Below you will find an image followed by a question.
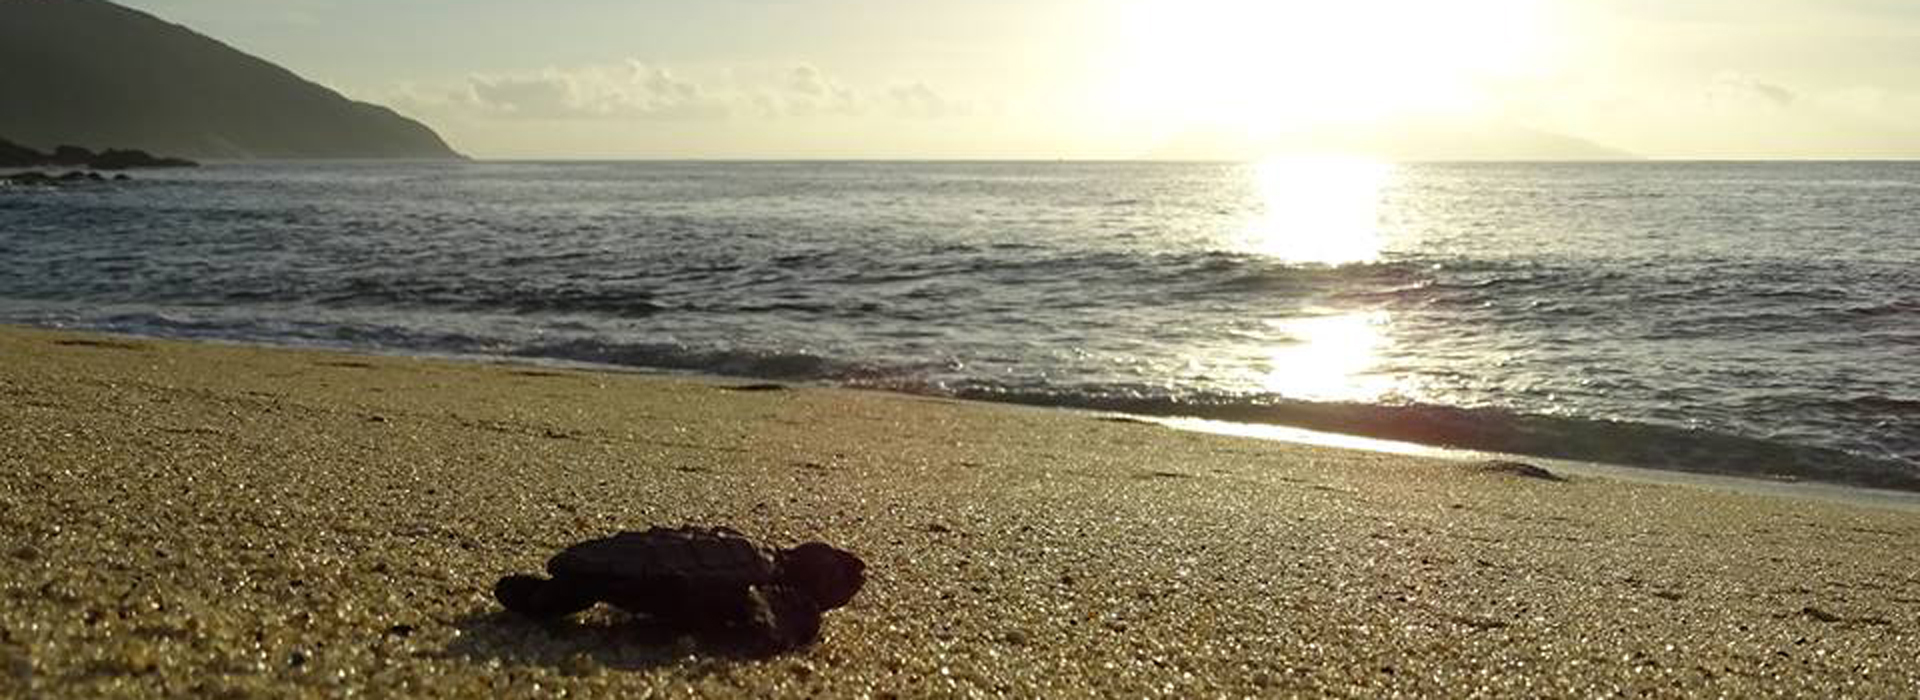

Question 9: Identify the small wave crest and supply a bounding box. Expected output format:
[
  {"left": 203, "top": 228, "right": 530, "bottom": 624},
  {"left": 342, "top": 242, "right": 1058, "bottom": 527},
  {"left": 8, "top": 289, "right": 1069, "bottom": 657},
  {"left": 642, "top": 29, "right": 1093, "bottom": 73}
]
[
  {"left": 1826, "top": 395, "right": 1920, "bottom": 415},
  {"left": 315, "top": 278, "right": 668, "bottom": 318},
  {"left": 508, "top": 338, "right": 871, "bottom": 380}
]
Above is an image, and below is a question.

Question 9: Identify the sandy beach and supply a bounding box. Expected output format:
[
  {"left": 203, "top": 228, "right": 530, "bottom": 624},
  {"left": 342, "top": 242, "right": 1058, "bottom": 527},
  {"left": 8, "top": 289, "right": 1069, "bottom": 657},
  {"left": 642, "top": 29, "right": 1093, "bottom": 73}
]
[{"left": 1, "top": 324, "right": 1915, "bottom": 697}]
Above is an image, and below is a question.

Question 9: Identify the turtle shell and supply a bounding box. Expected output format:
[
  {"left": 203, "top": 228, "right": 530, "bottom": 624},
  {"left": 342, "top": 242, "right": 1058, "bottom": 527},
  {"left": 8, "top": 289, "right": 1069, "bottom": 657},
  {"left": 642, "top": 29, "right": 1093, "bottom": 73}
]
[{"left": 545, "top": 526, "right": 778, "bottom": 587}]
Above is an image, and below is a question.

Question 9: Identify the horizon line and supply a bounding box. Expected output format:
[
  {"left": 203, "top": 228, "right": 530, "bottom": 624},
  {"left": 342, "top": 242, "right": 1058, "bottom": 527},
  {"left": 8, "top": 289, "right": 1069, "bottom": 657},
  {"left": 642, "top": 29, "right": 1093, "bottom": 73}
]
[{"left": 207, "top": 156, "right": 1920, "bottom": 165}]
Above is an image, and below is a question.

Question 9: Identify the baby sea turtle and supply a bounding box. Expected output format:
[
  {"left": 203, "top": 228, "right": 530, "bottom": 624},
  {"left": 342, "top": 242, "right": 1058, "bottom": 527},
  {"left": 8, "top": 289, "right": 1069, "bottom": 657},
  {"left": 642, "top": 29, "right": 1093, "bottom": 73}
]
[{"left": 494, "top": 526, "right": 865, "bottom": 654}]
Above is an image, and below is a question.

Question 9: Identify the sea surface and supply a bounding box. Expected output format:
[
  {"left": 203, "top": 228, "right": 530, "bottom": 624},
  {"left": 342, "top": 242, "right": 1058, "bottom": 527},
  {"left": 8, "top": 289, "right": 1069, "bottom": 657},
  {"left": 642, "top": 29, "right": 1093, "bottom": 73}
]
[{"left": 3, "top": 160, "right": 1917, "bottom": 490}]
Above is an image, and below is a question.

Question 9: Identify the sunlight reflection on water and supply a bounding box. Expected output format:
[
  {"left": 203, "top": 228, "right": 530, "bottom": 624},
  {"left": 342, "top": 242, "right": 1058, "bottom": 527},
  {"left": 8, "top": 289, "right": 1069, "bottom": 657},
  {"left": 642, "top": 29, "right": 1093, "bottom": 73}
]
[
  {"left": 1257, "top": 310, "right": 1404, "bottom": 403},
  {"left": 1240, "top": 156, "right": 1394, "bottom": 265},
  {"left": 1212, "top": 157, "right": 1410, "bottom": 403}
]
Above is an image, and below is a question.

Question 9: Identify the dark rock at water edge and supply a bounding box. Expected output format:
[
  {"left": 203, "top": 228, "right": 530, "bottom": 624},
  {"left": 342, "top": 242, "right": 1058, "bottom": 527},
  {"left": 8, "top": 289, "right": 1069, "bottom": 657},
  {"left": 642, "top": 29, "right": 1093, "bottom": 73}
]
[
  {"left": 0, "top": 137, "right": 42, "bottom": 166},
  {"left": 0, "top": 171, "right": 55, "bottom": 186},
  {"left": 50, "top": 144, "right": 93, "bottom": 165},
  {"left": 2, "top": 170, "right": 123, "bottom": 187},
  {"left": 0, "top": 138, "right": 195, "bottom": 170},
  {"left": 0, "top": 0, "right": 462, "bottom": 160},
  {"left": 75, "top": 145, "right": 196, "bottom": 170},
  {"left": 1474, "top": 460, "right": 1566, "bottom": 482}
]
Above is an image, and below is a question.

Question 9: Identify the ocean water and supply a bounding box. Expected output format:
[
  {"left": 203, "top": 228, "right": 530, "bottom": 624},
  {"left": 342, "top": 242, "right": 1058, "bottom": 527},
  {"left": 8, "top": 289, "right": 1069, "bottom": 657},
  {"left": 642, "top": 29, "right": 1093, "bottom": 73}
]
[{"left": 3, "top": 160, "right": 1917, "bottom": 490}]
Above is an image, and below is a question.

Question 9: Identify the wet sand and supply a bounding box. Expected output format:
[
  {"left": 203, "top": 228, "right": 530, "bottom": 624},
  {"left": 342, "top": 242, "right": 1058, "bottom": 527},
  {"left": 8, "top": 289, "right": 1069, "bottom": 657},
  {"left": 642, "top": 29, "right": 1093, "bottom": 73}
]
[{"left": 1, "top": 325, "right": 1916, "bottom": 697}]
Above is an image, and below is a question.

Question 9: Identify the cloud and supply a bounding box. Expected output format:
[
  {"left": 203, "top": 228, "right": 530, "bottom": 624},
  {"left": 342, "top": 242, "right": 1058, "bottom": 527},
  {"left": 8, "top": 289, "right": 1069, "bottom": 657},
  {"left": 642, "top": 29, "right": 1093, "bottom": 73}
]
[
  {"left": 749, "top": 64, "right": 861, "bottom": 118},
  {"left": 1709, "top": 73, "right": 1797, "bottom": 108},
  {"left": 462, "top": 61, "right": 726, "bottom": 120},
  {"left": 787, "top": 65, "right": 830, "bottom": 97},
  {"left": 464, "top": 75, "right": 571, "bottom": 117},
  {"left": 887, "top": 82, "right": 972, "bottom": 119},
  {"left": 395, "top": 59, "right": 970, "bottom": 124}
]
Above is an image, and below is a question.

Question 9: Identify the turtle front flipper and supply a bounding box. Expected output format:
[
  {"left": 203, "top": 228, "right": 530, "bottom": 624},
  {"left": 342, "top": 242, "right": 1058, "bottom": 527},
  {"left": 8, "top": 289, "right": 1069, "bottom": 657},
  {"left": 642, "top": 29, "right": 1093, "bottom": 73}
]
[
  {"left": 691, "top": 584, "right": 823, "bottom": 656},
  {"left": 494, "top": 574, "right": 598, "bottom": 618},
  {"left": 756, "top": 585, "right": 825, "bottom": 651}
]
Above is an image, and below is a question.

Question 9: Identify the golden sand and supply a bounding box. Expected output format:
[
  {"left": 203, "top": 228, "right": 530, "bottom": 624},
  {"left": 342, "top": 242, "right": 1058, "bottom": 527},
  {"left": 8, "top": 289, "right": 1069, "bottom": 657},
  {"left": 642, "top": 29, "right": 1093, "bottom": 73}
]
[{"left": 1, "top": 326, "right": 1915, "bottom": 697}]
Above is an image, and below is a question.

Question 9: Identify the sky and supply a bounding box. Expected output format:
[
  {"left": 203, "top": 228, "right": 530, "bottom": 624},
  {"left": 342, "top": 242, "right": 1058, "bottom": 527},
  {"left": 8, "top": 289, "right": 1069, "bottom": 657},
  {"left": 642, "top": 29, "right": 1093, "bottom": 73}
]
[{"left": 117, "top": 0, "right": 1920, "bottom": 159}]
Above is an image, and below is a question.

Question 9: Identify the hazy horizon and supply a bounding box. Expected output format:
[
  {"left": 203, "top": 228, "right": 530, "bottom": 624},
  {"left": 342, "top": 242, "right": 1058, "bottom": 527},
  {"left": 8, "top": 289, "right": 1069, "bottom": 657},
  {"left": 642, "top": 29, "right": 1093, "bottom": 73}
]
[{"left": 114, "top": 0, "right": 1920, "bottom": 161}]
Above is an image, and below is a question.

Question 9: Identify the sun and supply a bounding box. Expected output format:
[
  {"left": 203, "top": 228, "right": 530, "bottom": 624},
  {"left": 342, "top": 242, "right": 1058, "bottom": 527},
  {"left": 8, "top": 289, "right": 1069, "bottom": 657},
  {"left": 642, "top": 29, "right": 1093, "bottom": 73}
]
[{"left": 1100, "top": 0, "right": 1557, "bottom": 138}]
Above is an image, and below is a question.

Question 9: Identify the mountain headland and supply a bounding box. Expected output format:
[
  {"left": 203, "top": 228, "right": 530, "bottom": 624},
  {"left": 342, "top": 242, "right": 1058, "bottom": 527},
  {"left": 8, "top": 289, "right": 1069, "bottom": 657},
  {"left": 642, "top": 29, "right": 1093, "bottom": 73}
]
[{"left": 0, "top": 0, "right": 462, "bottom": 160}]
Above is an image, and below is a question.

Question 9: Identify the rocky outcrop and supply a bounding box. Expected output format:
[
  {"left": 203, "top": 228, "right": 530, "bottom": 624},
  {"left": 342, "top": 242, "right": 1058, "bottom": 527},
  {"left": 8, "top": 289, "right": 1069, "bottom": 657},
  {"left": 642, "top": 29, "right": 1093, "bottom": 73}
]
[
  {"left": 0, "top": 170, "right": 129, "bottom": 187},
  {"left": 0, "top": 139, "right": 196, "bottom": 169}
]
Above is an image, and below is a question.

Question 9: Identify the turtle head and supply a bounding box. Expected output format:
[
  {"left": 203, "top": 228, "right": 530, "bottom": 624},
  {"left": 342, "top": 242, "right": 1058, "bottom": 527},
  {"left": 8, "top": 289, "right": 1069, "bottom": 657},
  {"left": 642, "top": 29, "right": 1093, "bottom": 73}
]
[{"left": 779, "top": 543, "right": 865, "bottom": 610}]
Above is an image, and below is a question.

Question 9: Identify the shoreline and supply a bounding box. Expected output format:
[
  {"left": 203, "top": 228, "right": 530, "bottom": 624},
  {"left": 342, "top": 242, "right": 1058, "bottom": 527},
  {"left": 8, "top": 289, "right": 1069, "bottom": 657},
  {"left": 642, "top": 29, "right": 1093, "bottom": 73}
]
[
  {"left": 3, "top": 324, "right": 1917, "bottom": 696},
  {"left": 10, "top": 322, "right": 1917, "bottom": 509},
  {"left": 1154, "top": 416, "right": 1920, "bottom": 515}
]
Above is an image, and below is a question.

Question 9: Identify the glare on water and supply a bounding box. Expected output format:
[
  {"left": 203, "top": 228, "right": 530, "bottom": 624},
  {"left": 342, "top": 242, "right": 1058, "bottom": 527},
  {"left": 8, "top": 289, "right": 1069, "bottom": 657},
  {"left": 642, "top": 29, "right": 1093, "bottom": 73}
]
[
  {"left": 1257, "top": 310, "right": 1402, "bottom": 403},
  {"left": 1217, "top": 158, "right": 1405, "bottom": 403},
  {"left": 1239, "top": 156, "right": 1393, "bottom": 265}
]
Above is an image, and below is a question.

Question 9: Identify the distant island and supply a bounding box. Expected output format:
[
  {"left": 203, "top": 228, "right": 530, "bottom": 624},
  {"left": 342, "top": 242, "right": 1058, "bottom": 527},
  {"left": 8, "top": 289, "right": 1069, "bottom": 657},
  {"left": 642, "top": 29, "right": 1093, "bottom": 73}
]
[
  {"left": 1148, "top": 118, "right": 1637, "bottom": 162},
  {"left": 0, "top": 0, "right": 462, "bottom": 160}
]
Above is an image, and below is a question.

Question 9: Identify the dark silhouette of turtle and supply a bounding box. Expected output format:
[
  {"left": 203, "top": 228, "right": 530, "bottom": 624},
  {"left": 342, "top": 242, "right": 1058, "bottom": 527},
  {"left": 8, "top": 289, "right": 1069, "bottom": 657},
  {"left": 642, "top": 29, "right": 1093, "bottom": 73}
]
[{"left": 494, "top": 526, "right": 865, "bottom": 654}]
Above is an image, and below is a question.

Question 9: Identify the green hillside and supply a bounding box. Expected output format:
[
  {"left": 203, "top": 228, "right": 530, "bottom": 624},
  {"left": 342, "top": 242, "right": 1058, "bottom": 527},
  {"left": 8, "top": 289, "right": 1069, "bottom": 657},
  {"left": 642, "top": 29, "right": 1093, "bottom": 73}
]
[{"left": 0, "top": 0, "right": 461, "bottom": 159}]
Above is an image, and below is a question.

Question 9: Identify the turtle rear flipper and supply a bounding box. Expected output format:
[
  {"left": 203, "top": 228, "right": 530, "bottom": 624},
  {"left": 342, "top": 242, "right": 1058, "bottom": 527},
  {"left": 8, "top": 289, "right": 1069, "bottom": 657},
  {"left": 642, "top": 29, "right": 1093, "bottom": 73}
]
[{"left": 495, "top": 574, "right": 597, "bottom": 618}]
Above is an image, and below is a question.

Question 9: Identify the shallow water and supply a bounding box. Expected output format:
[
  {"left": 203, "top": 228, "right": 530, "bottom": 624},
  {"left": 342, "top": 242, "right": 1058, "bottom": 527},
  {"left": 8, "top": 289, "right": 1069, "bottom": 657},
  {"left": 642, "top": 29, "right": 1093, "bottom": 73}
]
[{"left": 2, "top": 160, "right": 1916, "bottom": 488}]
